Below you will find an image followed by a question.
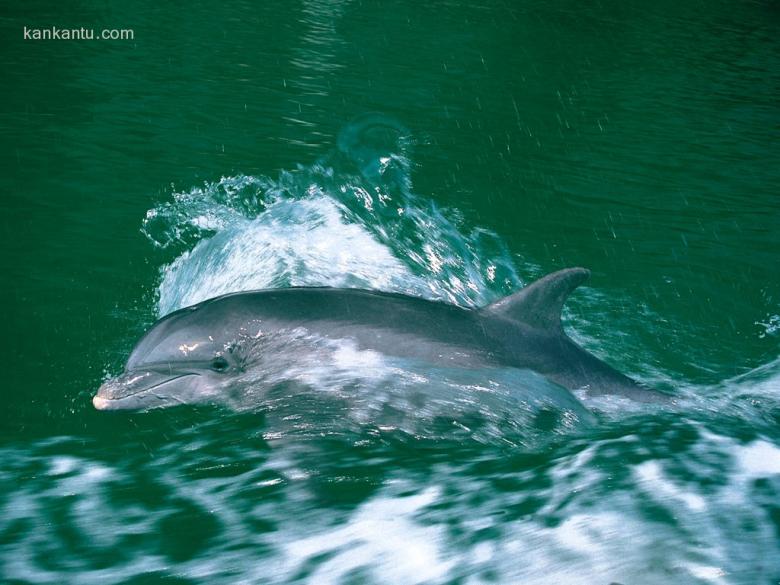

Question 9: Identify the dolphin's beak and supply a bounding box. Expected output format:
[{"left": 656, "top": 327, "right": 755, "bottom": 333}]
[
  {"left": 92, "top": 395, "right": 111, "bottom": 410},
  {"left": 93, "top": 369, "right": 198, "bottom": 411}
]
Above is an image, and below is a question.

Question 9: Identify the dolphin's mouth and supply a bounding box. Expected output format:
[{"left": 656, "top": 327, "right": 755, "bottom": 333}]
[{"left": 93, "top": 371, "right": 198, "bottom": 410}]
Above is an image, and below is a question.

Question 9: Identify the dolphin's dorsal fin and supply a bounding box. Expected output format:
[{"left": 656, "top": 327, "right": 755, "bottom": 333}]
[{"left": 482, "top": 267, "right": 590, "bottom": 331}]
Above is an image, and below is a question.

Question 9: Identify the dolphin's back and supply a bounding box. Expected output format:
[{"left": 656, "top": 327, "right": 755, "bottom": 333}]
[
  {"left": 193, "top": 286, "right": 506, "bottom": 368},
  {"left": 477, "top": 268, "right": 665, "bottom": 401}
]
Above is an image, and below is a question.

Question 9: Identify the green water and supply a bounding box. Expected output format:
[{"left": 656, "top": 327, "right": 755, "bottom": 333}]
[{"left": 1, "top": 1, "right": 779, "bottom": 584}]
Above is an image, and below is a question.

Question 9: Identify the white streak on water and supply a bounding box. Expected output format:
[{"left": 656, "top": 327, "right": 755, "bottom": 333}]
[{"left": 281, "top": 487, "right": 454, "bottom": 585}]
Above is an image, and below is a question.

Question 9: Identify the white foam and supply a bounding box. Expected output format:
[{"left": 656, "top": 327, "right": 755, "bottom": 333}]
[
  {"left": 735, "top": 439, "right": 780, "bottom": 476},
  {"left": 48, "top": 456, "right": 79, "bottom": 476},
  {"left": 635, "top": 460, "right": 708, "bottom": 512},
  {"left": 158, "top": 197, "right": 429, "bottom": 315},
  {"left": 332, "top": 343, "right": 384, "bottom": 372},
  {"left": 688, "top": 565, "right": 728, "bottom": 583},
  {"left": 281, "top": 486, "right": 454, "bottom": 585},
  {"left": 4, "top": 422, "right": 780, "bottom": 585}
]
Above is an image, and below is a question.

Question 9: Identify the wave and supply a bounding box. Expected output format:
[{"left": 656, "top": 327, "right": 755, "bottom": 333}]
[{"left": 142, "top": 114, "right": 521, "bottom": 317}]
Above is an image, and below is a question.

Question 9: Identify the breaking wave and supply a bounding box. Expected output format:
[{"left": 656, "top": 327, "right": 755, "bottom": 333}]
[{"left": 142, "top": 115, "right": 521, "bottom": 316}]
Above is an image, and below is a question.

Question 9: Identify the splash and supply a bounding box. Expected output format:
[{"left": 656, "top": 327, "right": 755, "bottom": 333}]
[
  {"left": 756, "top": 313, "right": 780, "bottom": 339},
  {"left": 142, "top": 115, "right": 521, "bottom": 316}
]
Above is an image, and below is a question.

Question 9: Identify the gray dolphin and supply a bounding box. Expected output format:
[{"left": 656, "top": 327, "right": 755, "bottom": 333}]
[{"left": 93, "top": 267, "right": 665, "bottom": 411}]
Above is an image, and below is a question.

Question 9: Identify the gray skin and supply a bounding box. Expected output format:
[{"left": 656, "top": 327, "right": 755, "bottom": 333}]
[{"left": 93, "top": 267, "right": 666, "bottom": 411}]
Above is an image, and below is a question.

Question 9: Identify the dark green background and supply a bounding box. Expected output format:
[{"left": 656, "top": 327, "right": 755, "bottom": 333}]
[{"left": 0, "top": 2, "right": 778, "bottom": 582}]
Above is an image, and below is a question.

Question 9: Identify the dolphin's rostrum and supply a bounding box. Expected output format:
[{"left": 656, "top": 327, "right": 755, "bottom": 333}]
[{"left": 93, "top": 267, "right": 665, "bottom": 411}]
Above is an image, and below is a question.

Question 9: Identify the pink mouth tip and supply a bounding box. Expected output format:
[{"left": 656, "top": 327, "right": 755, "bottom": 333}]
[{"left": 92, "top": 395, "right": 110, "bottom": 410}]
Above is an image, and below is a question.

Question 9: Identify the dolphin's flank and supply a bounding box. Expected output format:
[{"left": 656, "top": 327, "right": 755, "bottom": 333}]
[{"left": 93, "top": 267, "right": 667, "bottom": 411}]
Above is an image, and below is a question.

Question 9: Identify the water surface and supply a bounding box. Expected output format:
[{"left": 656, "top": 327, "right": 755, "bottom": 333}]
[{"left": 1, "top": 1, "right": 778, "bottom": 583}]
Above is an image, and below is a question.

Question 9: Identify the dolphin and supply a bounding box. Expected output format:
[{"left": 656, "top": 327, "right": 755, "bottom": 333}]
[{"left": 93, "top": 267, "right": 666, "bottom": 411}]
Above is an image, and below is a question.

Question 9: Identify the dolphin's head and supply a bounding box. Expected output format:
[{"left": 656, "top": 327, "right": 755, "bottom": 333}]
[{"left": 93, "top": 301, "right": 249, "bottom": 411}]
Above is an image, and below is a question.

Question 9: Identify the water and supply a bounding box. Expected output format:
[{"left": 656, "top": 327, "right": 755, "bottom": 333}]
[{"left": 2, "top": 1, "right": 779, "bottom": 584}]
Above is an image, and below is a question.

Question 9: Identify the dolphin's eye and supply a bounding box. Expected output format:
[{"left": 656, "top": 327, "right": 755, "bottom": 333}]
[{"left": 210, "top": 356, "right": 229, "bottom": 372}]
